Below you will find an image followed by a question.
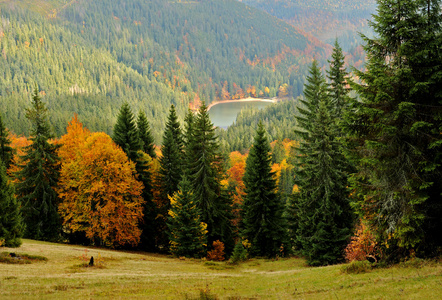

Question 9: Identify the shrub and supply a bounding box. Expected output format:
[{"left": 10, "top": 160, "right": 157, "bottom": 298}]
[
  {"left": 341, "top": 260, "right": 373, "bottom": 274},
  {"left": 230, "top": 241, "right": 248, "bottom": 264},
  {"left": 345, "top": 219, "right": 380, "bottom": 262},
  {"left": 207, "top": 240, "right": 225, "bottom": 261}
]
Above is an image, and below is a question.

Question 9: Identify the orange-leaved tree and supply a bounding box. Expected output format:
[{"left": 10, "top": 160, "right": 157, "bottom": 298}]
[
  {"left": 222, "top": 151, "right": 247, "bottom": 228},
  {"left": 57, "top": 116, "right": 144, "bottom": 247}
]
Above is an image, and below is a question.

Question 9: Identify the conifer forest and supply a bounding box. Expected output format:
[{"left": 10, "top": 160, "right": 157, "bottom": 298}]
[{"left": 0, "top": 0, "right": 441, "bottom": 270}]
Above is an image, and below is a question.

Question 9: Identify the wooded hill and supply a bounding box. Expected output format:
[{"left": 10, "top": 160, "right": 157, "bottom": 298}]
[
  {"left": 240, "top": 0, "right": 377, "bottom": 51},
  {"left": 0, "top": 0, "right": 327, "bottom": 141}
]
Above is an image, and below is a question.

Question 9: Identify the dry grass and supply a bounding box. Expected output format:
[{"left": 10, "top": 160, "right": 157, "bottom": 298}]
[{"left": 0, "top": 239, "right": 441, "bottom": 299}]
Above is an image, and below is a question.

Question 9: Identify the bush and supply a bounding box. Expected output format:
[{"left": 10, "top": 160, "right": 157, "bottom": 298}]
[
  {"left": 341, "top": 260, "right": 373, "bottom": 274},
  {"left": 207, "top": 240, "right": 225, "bottom": 261},
  {"left": 345, "top": 219, "right": 381, "bottom": 263},
  {"left": 230, "top": 241, "right": 248, "bottom": 264}
]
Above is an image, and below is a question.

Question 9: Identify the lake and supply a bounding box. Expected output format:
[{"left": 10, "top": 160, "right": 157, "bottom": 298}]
[{"left": 208, "top": 100, "right": 274, "bottom": 129}]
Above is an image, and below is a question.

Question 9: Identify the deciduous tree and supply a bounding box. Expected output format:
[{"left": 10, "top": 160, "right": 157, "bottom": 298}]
[{"left": 57, "top": 121, "right": 144, "bottom": 247}]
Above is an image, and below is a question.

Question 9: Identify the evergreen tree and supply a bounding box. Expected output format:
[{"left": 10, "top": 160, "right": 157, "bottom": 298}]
[
  {"left": 158, "top": 105, "right": 184, "bottom": 202},
  {"left": 186, "top": 103, "right": 233, "bottom": 250},
  {"left": 0, "top": 113, "right": 13, "bottom": 170},
  {"left": 242, "top": 121, "right": 287, "bottom": 257},
  {"left": 112, "top": 103, "right": 156, "bottom": 250},
  {"left": 112, "top": 102, "right": 141, "bottom": 163},
  {"left": 137, "top": 111, "right": 156, "bottom": 159},
  {"left": 137, "top": 151, "right": 157, "bottom": 252},
  {"left": 167, "top": 176, "right": 207, "bottom": 258},
  {"left": 15, "top": 87, "right": 62, "bottom": 241},
  {"left": 326, "top": 40, "right": 350, "bottom": 117},
  {"left": 157, "top": 105, "right": 184, "bottom": 249},
  {"left": 0, "top": 160, "right": 24, "bottom": 247},
  {"left": 345, "top": 0, "right": 442, "bottom": 257},
  {"left": 292, "top": 62, "right": 353, "bottom": 266}
]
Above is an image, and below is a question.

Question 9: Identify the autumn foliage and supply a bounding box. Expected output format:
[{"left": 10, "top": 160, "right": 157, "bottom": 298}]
[
  {"left": 207, "top": 240, "right": 225, "bottom": 261},
  {"left": 345, "top": 220, "right": 380, "bottom": 263},
  {"left": 56, "top": 116, "right": 144, "bottom": 247}
]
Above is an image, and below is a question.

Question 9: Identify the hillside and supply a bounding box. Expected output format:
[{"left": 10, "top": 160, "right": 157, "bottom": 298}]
[
  {"left": 240, "top": 0, "right": 377, "bottom": 51},
  {"left": 0, "top": 0, "right": 325, "bottom": 140},
  {"left": 1, "top": 239, "right": 440, "bottom": 299}
]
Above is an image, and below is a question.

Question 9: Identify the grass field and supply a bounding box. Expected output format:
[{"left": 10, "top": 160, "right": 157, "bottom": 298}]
[{"left": 0, "top": 240, "right": 441, "bottom": 299}]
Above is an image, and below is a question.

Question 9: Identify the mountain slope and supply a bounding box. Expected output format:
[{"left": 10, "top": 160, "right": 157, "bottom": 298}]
[
  {"left": 0, "top": 0, "right": 323, "bottom": 140},
  {"left": 240, "top": 0, "right": 377, "bottom": 51}
]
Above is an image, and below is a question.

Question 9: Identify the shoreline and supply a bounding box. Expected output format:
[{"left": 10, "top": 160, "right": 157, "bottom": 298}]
[{"left": 207, "top": 97, "right": 277, "bottom": 111}]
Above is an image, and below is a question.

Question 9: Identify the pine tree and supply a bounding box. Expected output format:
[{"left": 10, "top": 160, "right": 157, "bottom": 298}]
[
  {"left": 15, "top": 87, "right": 61, "bottom": 241},
  {"left": 0, "top": 113, "right": 14, "bottom": 170},
  {"left": 137, "top": 111, "right": 156, "bottom": 159},
  {"left": 0, "top": 160, "right": 24, "bottom": 247},
  {"left": 242, "top": 121, "right": 287, "bottom": 257},
  {"left": 167, "top": 176, "right": 207, "bottom": 258},
  {"left": 186, "top": 103, "right": 233, "bottom": 250},
  {"left": 112, "top": 102, "right": 141, "bottom": 163},
  {"left": 345, "top": 0, "right": 442, "bottom": 257},
  {"left": 292, "top": 62, "right": 353, "bottom": 266}
]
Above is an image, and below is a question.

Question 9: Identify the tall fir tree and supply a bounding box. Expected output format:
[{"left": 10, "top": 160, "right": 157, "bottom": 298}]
[
  {"left": 186, "top": 103, "right": 234, "bottom": 251},
  {"left": 157, "top": 105, "right": 184, "bottom": 249},
  {"left": 0, "top": 113, "right": 14, "bottom": 170},
  {"left": 0, "top": 160, "right": 24, "bottom": 247},
  {"left": 112, "top": 102, "right": 141, "bottom": 163},
  {"left": 345, "top": 0, "right": 442, "bottom": 257},
  {"left": 158, "top": 105, "right": 184, "bottom": 203},
  {"left": 167, "top": 176, "right": 207, "bottom": 258},
  {"left": 326, "top": 40, "right": 350, "bottom": 118},
  {"left": 15, "top": 87, "right": 61, "bottom": 241},
  {"left": 137, "top": 111, "right": 156, "bottom": 159},
  {"left": 291, "top": 62, "right": 353, "bottom": 266},
  {"left": 113, "top": 103, "right": 156, "bottom": 251},
  {"left": 242, "top": 121, "right": 287, "bottom": 257}
]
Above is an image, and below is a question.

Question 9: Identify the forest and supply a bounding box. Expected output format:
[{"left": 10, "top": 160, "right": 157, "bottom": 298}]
[
  {"left": 241, "top": 0, "right": 377, "bottom": 50},
  {"left": 1, "top": 0, "right": 441, "bottom": 267},
  {"left": 0, "top": 0, "right": 329, "bottom": 141}
]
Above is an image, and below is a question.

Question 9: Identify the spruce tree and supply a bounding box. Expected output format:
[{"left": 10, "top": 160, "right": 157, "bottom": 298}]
[
  {"left": 292, "top": 62, "right": 353, "bottom": 266},
  {"left": 167, "top": 176, "right": 207, "bottom": 258},
  {"left": 0, "top": 160, "right": 24, "bottom": 247},
  {"left": 0, "top": 113, "right": 14, "bottom": 170},
  {"left": 242, "top": 121, "right": 287, "bottom": 257},
  {"left": 15, "top": 87, "right": 61, "bottom": 241},
  {"left": 137, "top": 111, "right": 156, "bottom": 159},
  {"left": 326, "top": 40, "right": 350, "bottom": 117},
  {"left": 113, "top": 103, "right": 156, "bottom": 251},
  {"left": 186, "top": 103, "right": 233, "bottom": 250},
  {"left": 157, "top": 105, "right": 184, "bottom": 249},
  {"left": 158, "top": 105, "right": 184, "bottom": 202},
  {"left": 345, "top": 0, "right": 442, "bottom": 257},
  {"left": 112, "top": 102, "right": 141, "bottom": 162}
]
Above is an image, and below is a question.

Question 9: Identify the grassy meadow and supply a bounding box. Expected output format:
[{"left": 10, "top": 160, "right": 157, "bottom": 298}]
[{"left": 0, "top": 239, "right": 441, "bottom": 299}]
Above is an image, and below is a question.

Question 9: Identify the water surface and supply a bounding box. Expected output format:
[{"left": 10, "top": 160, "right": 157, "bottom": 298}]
[{"left": 208, "top": 101, "right": 274, "bottom": 129}]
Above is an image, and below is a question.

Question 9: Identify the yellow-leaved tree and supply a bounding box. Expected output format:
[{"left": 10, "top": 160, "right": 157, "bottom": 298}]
[{"left": 57, "top": 116, "right": 144, "bottom": 247}]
